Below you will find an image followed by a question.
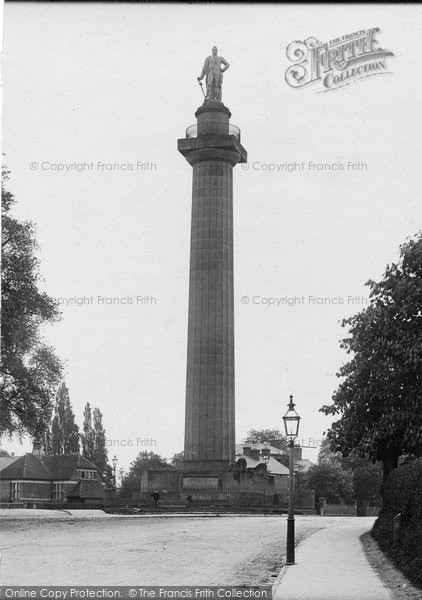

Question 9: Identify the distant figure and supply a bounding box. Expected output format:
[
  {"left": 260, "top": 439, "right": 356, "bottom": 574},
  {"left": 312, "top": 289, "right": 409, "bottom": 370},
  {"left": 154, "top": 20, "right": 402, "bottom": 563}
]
[
  {"left": 151, "top": 489, "right": 160, "bottom": 508},
  {"left": 186, "top": 494, "right": 192, "bottom": 508},
  {"left": 197, "top": 46, "right": 230, "bottom": 102}
]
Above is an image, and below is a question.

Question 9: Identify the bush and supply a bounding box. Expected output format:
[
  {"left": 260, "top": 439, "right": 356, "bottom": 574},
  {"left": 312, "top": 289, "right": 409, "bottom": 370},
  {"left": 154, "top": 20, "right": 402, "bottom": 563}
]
[
  {"left": 373, "top": 458, "right": 422, "bottom": 588},
  {"left": 305, "top": 462, "right": 354, "bottom": 504}
]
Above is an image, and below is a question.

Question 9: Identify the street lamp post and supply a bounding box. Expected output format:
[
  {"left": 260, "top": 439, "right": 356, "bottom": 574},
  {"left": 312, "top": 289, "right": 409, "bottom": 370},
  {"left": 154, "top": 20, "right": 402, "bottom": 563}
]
[
  {"left": 112, "top": 455, "right": 118, "bottom": 491},
  {"left": 262, "top": 449, "right": 270, "bottom": 505},
  {"left": 282, "top": 395, "right": 301, "bottom": 566}
]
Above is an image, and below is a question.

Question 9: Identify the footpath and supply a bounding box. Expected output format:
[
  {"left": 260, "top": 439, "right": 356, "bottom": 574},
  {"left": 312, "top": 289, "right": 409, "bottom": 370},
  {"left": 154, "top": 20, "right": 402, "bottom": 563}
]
[
  {"left": 0, "top": 508, "right": 282, "bottom": 519},
  {"left": 273, "top": 520, "right": 392, "bottom": 600}
]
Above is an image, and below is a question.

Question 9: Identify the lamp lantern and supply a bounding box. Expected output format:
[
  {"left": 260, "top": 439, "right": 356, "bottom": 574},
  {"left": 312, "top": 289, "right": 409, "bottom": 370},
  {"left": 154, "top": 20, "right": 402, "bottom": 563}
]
[{"left": 283, "top": 395, "right": 300, "bottom": 439}]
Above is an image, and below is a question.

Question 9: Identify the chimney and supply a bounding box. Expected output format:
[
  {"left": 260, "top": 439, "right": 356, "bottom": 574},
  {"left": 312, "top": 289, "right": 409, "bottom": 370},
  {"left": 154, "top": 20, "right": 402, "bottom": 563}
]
[
  {"left": 32, "top": 439, "right": 43, "bottom": 458},
  {"left": 243, "top": 446, "right": 251, "bottom": 456},
  {"left": 293, "top": 446, "right": 303, "bottom": 461},
  {"left": 271, "top": 438, "right": 286, "bottom": 451},
  {"left": 249, "top": 448, "right": 260, "bottom": 462}
]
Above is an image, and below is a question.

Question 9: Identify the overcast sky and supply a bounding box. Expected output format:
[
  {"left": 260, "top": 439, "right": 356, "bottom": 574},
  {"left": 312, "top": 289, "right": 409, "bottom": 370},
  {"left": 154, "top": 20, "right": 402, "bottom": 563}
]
[{"left": 2, "top": 3, "right": 422, "bottom": 471}]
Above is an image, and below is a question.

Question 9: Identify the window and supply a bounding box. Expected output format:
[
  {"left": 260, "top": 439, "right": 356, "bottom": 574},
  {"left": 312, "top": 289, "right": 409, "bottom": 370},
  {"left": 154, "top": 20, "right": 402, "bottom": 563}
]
[
  {"left": 77, "top": 470, "right": 97, "bottom": 480},
  {"left": 11, "top": 482, "right": 22, "bottom": 500},
  {"left": 53, "top": 483, "right": 65, "bottom": 501}
]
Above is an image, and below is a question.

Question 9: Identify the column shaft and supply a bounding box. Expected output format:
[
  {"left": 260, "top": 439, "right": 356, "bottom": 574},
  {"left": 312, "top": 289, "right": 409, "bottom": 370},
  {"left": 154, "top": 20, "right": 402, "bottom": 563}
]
[{"left": 184, "top": 159, "right": 235, "bottom": 463}]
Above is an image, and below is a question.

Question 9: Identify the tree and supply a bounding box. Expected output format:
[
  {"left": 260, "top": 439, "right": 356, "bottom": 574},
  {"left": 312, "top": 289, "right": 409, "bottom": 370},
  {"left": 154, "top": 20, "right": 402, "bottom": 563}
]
[
  {"left": 120, "top": 451, "right": 170, "bottom": 497},
  {"left": 170, "top": 451, "right": 184, "bottom": 466},
  {"left": 1, "top": 168, "right": 63, "bottom": 438},
  {"left": 302, "top": 438, "right": 382, "bottom": 511},
  {"left": 81, "top": 403, "right": 109, "bottom": 472},
  {"left": 317, "top": 437, "right": 342, "bottom": 465},
  {"left": 92, "top": 407, "right": 108, "bottom": 473},
  {"left": 348, "top": 458, "right": 382, "bottom": 512},
  {"left": 321, "top": 232, "right": 422, "bottom": 482},
  {"left": 318, "top": 439, "right": 382, "bottom": 511},
  {"left": 43, "top": 428, "right": 53, "bottom": 454},
  {"left": 244, "top": 428, "right": 287, "bottom": 449},
  {"left": 103, "top": 463, "right": 114, "bottom": 488},
  {"left": 305, "top": 463, "right": 354, "bottom": 505},
  {"left": 48, "top": 382, "right": 80, "bottom": 454},
  {"left": 81, "top": 403, "right": 95, "bottom": 461}
]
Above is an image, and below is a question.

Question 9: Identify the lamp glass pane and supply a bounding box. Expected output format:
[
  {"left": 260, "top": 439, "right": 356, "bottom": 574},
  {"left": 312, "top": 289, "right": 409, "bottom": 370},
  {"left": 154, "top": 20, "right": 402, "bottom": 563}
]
[{"left": 283, "top": 415, "right": 300, "bottom": 437}]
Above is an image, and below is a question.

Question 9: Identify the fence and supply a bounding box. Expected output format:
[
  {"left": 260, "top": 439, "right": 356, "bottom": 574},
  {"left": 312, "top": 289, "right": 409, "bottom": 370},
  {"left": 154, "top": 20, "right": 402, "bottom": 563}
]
[
  {"left": 392, "top": 512, "right": 401, "bottom": 543},
  {"left": 320, "top": 503, "right": 356, "bottom": 517},
  {"left": 319, "top": 503, "right": 380, "bottom": 517},
  {"left": 134, "top": 486, "right": 277, "bottom": 507},
  {"left": 134, "top": 486, "right": 314, "bottom": 511}
]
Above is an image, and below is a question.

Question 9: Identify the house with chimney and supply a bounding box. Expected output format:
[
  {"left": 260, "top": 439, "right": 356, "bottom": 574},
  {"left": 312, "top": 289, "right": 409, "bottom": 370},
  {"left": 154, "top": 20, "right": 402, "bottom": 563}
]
[
  {"left": 234, "top": 443, "right": 316, "bottom": 512},
  {"left": 0, "top": 442, "right": 105, "bottom": 506},
  {"left": 237, "top": 442, "right": 314, "bottom": 472},
  {"left": 234, "top": 444, "right": 290, "bottom": 497}
]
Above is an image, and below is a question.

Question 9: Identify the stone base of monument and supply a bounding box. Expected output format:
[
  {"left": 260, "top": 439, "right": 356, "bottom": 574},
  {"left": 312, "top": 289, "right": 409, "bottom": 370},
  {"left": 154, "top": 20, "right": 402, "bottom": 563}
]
[
  {"left": 175, "top": 459, "right": 232, "bottom": 473},
  {"left": 175, "top": 463, "right": 235, "bottom": 497},
  {"left": 136, "top": 462, "right": 301, "bottom": 511},
  {"left": 139, "top": 463, "right": 235, "bottom": 496}
]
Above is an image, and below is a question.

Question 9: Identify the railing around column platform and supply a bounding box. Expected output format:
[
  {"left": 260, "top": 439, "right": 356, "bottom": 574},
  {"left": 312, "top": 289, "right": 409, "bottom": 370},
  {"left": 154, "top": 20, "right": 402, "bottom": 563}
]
[{"left": 186, "top": 124, "right": 241, "bottom": 142}]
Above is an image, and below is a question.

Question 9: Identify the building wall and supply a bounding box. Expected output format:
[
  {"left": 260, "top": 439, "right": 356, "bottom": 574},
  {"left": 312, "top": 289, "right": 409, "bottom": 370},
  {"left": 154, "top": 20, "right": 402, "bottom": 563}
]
[
  {"left": 63, "top": 481, "right": 78, "bottom": 499},
  {"left": 294, "top": 488, "right": 315, "bottom": 511},
  {"left": 140, "top": 470, "right": 179, "bottom": 492},
  {"left": 0, "top": 479, "right": 84, "bottom": 503},
  {"left": 2, "top": 480, "right": 52, "bottom": 503},
  {"left": 0, "top": 480, "right": 10, "bottom": 502},
  {"left": 292, "top": 447, "right": 303, "bottom": 461},
  {"left": 20, "top": 481, "right": 51, "bottom": 501},
  {"left": 273, "top": 474, "right": 288, "bottom": 496}
]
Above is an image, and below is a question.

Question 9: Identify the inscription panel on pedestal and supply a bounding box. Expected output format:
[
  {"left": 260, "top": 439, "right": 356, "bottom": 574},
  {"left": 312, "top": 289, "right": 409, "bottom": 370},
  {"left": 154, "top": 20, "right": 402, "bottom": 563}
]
[{"left": 182, "top": 477, "right": 219, "bottom": 488}]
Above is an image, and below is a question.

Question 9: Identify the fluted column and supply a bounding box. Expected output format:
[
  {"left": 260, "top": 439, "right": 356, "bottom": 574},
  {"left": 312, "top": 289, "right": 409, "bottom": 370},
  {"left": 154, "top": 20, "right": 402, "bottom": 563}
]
[{"left": 178, "top": 102, "right": 247, "bottom": 472}]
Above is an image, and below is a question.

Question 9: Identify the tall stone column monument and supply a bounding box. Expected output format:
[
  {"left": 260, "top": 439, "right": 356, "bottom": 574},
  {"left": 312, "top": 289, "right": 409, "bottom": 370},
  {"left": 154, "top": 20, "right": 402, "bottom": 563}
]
[{"left": 177, "top": 47, "right": 247, "bottom": 480}]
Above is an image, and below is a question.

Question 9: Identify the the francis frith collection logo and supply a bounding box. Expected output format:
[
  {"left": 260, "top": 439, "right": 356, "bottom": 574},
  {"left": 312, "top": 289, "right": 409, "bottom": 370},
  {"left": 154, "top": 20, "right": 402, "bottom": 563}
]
[{"left": 285, "top": 28, "right": 394, "bottom": 92}]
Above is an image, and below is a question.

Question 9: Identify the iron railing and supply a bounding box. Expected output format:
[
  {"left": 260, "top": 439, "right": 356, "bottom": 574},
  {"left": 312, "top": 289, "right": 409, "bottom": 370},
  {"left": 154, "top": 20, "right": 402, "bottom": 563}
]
[{"left": 186, "top": 124, "right": 241, "bottom": 141}]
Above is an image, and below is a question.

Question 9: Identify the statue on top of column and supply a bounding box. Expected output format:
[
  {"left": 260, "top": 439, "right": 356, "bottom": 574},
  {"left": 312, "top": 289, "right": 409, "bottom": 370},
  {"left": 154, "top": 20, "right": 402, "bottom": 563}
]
[{"left": 197, "top": 46, "right": 230, "bottom": 102}]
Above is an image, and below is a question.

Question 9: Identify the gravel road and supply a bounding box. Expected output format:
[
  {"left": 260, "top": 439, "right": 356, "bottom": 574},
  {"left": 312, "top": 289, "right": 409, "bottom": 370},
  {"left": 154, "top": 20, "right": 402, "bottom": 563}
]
[{"left": 0, "top": 515, "right": 362, "bottom": 586}]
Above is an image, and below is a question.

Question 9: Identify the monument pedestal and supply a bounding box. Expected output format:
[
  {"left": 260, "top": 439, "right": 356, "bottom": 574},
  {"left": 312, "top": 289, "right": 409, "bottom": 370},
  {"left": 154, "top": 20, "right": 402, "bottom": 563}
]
[{"left": 175, "top": 459, "right": 233, "bottom": 491}]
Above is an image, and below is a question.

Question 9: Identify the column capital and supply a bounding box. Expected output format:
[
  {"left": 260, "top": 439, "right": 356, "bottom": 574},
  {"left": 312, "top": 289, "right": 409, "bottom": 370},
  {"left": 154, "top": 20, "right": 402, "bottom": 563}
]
[
  {"left": 178, "top": 134, "right": 247, "bottom": 165},
  {"left": 183, "top": 147, "right": 240, "bottom": 167}
]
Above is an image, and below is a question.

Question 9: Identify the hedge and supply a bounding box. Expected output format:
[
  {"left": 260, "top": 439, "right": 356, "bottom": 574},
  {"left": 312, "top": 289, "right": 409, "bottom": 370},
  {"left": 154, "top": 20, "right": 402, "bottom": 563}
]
[{"left": 372, "top": 458, "right": 422, "bottom": 588}]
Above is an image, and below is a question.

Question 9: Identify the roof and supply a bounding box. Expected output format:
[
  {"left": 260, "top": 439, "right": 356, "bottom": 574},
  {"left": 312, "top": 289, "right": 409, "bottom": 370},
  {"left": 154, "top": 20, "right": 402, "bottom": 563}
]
[
  {"left": 0, "top": 454, "right": 52, "bottom": 480},
  {"left": 67, "top": 479, "right": 105, "bottom": 500},
  {"left": 0, "top": 456, "right": 20, "bottom": 472},
  {"left": 267, "top": 457, "right": 289, "bottom": 475},
  {"left": 236, "top": 443, "right": 285, "bottom": 456},
  {"left": 235, "top": 452, "right": 289, "bottom": 476},
  {"left": 0, "top": 453, "right": 101, "bottom": 481},
  {"left": 42, "top": 454, "right": 99, "bottom": 479}
]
